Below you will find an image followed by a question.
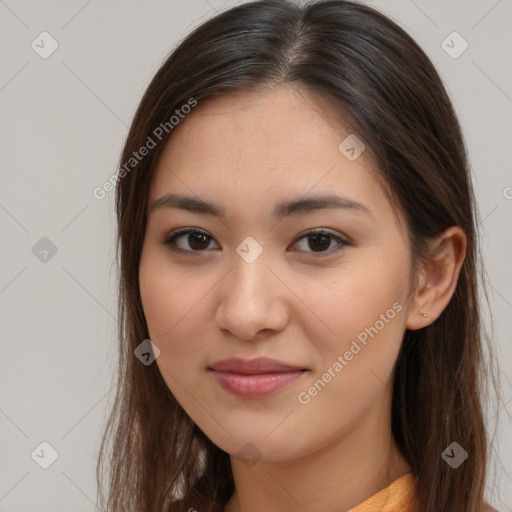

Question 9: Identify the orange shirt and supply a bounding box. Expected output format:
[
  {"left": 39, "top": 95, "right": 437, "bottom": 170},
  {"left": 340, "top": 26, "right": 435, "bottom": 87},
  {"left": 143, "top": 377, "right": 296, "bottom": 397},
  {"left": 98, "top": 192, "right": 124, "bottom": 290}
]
[{"left": 348, "top": 473, "right": 416, "bottom": 512}]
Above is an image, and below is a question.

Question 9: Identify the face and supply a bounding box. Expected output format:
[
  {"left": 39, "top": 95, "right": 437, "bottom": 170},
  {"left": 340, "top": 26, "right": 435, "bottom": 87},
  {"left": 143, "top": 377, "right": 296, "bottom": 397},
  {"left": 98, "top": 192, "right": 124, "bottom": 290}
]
[{"left": 139, "top": 85, "right": 416, "bottom": 462}]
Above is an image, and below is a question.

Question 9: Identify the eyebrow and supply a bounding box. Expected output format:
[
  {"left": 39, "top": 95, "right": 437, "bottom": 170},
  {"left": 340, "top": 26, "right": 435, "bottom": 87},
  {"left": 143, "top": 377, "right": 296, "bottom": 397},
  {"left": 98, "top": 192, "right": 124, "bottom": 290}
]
[{"left": 149, "top": 193, "right": 373, "bottom": 219}]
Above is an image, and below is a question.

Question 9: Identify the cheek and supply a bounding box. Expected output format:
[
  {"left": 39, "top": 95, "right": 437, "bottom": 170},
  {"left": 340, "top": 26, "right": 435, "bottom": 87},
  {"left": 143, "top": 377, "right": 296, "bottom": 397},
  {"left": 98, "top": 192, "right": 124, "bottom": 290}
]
[
  {"left": 291, "top": 277, "right": 407, "bottom": 447},
  {"left": 139, "top": 251, "right": 207, "bottom": 364},
  {"left": 139, "top": 258, "right": 210, "bottom": 408},
  {"left": 297, "top": 255, "right": 409, "bottom": 359},
  {"left": 289, "top": 259, "right": 409, "bottom": 424}
]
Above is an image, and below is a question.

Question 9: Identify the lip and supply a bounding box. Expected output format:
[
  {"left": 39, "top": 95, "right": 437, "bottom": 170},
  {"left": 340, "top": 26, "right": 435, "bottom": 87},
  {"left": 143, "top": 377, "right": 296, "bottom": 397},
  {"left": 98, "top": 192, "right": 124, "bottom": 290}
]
[
  {"left": 208, "top": 357, "right": 307, "bottom": 399},
  {"left": 209, "top": 357, "right": 305, "bottom": 374}
]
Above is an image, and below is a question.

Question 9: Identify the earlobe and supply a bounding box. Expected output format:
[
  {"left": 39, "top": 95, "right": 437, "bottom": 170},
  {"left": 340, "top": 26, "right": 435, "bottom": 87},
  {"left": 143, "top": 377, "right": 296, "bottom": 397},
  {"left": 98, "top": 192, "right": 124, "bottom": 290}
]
[{"left": 406, "top": 226, "right": 467, "bottom": 331}]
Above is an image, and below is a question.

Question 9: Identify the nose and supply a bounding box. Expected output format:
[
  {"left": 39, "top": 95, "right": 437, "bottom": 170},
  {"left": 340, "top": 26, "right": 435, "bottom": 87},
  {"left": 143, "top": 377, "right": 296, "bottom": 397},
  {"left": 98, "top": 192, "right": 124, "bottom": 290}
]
[{"left": 214, "top": 252, "right": 290, "bottom": 341}]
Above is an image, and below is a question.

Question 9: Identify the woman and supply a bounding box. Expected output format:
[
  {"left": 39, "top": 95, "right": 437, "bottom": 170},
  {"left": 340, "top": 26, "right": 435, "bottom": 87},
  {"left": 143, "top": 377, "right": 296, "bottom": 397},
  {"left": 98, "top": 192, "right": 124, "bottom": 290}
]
[{"left": 96, "top": 1, "right": 500, "bottom": 511}]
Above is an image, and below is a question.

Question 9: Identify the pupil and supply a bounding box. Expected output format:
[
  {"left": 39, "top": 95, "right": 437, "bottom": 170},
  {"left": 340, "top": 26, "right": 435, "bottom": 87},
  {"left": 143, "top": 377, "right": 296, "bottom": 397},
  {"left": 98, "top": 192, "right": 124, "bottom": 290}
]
[
  {"left": 309, "top": 234, "right": 330, "bottom": 252},
  {"left": 189, "top": 233, "right": 209, "bottom": 250}
]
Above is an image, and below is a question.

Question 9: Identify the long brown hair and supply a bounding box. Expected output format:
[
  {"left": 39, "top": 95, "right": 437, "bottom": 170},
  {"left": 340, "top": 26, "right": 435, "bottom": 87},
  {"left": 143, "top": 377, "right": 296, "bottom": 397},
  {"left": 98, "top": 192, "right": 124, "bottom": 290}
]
[{"left": 96, "top": 1, "right": 500, "bottom": 510}]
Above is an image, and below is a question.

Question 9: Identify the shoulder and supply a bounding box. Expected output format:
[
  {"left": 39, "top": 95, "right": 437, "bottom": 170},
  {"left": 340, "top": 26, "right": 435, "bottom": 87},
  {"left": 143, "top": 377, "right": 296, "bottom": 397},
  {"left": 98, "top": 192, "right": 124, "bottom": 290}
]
[{"left": 481, "top": 502, "right": 499, "bottom": 512}]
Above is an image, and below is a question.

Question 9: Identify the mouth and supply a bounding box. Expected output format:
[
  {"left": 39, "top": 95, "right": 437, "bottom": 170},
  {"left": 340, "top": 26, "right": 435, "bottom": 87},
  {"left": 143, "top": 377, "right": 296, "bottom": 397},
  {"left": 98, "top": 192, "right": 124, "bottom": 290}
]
[{"left": 208, "top": 357, "right": 308, "bottom": 399}]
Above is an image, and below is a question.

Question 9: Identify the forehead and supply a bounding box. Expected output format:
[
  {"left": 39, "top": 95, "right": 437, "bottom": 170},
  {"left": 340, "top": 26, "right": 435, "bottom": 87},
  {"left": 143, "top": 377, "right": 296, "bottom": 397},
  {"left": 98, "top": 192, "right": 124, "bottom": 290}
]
[
  {"left": 158, "top": 86, "right": 360, "bottom": 167},
  {"left": 149, "top": 85, "right": 390, "bottom": 220}
]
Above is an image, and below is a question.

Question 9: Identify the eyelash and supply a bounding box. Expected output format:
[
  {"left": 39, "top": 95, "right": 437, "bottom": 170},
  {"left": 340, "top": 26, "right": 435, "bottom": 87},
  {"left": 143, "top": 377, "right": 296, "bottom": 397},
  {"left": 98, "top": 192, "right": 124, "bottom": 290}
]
[{"left": 161, "top": 228, "right": 352, "bottom": 257}]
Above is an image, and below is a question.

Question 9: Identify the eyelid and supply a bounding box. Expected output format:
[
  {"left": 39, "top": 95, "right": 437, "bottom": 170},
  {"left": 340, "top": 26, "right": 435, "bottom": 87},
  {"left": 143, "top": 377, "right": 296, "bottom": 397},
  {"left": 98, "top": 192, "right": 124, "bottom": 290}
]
[
  {"left": 289, "top": 228, "right": 351, "bottom": 256},
  {"left": 161, "top": 227, "right": 219, "bottom": 254},
  {"left": 161, "top": 227, "right": 352, "bottom": 255}
]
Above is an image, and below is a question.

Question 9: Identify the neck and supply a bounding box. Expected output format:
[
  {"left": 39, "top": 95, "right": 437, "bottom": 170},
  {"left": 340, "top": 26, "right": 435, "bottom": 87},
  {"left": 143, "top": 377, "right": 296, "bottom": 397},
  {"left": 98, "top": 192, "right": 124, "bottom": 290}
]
[{"left": 223, "top": 394, "right": 411, "bottom": 512}]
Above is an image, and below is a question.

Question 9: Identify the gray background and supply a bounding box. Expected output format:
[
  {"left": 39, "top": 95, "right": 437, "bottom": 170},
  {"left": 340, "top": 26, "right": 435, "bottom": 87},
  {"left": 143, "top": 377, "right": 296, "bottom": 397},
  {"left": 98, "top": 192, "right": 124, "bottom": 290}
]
[{"left": 0, "top": 0, "right": 510, "bottom": 510}]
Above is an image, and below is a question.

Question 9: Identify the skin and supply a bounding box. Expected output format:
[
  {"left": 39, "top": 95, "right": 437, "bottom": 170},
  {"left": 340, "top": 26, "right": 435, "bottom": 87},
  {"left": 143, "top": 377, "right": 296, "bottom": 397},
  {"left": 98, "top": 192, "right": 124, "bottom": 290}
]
[{"left": 139, "top": 85, "right": 466, "bottom": 512}]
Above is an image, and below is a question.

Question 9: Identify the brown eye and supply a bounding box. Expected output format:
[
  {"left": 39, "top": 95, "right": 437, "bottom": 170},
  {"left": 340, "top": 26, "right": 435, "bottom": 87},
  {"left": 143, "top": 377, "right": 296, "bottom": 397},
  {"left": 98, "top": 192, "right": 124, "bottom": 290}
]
[
  {"left": 187, "top": 232, "right": 210, "bottom": 250},
  {"left": 291, "top": 229, "right": 350, "bottom": 255},
  {"left": 163, "top": 229, "right": 219, "bottom": 253},
  {"left": 162, "top": 228, "right": 350, "bottom": 256},
  {"left": 307, "top": 233, "right": 331, "bottom": 252}
]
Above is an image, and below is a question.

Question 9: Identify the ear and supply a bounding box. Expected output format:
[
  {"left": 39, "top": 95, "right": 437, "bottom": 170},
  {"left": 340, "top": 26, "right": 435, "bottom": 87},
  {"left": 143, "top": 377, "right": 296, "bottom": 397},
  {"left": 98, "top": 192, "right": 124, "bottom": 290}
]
[{"left": 406, "top": 226, "right": 467, "bottom": 330}]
